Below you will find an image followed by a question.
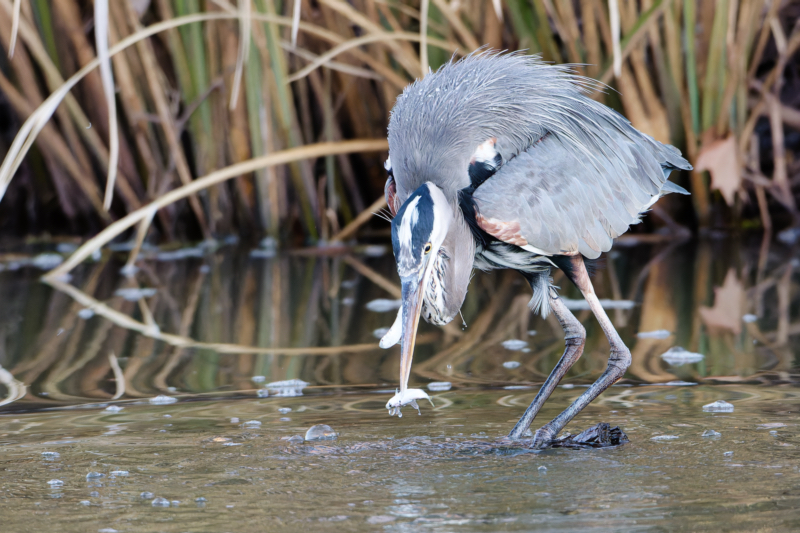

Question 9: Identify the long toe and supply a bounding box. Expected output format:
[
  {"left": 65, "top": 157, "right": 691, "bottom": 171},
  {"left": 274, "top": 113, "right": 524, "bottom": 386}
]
[{"left": 530, "top": 427, "right": 556, "bottom": 449}]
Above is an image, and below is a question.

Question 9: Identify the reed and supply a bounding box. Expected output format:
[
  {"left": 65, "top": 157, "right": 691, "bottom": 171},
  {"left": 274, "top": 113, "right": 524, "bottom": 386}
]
[{"left": 0, "top": 0, "right": 797, "bottom": 246}]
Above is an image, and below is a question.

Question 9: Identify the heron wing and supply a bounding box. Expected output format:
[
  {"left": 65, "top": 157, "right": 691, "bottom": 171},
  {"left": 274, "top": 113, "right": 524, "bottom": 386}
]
[{"left": 472, "top": 130, "right": 690, "bottom": 259}]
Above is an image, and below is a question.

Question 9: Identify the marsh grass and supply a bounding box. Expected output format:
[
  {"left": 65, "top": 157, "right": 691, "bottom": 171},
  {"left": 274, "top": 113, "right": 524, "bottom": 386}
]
[{"left": 0, "top": 0, "right": 798, "bottom": 250}]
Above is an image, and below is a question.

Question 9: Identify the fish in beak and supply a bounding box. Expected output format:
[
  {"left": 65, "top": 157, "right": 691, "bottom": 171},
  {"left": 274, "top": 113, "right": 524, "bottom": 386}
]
[
  {"left": 380, "top": 182, "right": 452, "bottom": 417},
  {"left": 383, "top": 267, "right": 436, "bottom": 416}
]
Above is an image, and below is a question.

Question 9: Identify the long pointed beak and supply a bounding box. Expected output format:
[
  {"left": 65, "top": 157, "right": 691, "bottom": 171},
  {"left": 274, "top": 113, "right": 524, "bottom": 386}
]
[{"left": 397, "top": 264, "right": 431, "bottom": 392}]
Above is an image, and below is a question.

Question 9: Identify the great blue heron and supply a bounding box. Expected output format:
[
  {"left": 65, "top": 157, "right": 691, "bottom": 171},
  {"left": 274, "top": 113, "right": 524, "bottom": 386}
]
[{"left": 378, "top": 52, "right": 691, "bottom": 448}]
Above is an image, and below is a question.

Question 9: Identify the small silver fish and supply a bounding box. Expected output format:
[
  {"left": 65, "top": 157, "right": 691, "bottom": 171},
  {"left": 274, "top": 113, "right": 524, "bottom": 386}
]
[{"left": 386, "top": 388, "right": 434, "bottom": 417}]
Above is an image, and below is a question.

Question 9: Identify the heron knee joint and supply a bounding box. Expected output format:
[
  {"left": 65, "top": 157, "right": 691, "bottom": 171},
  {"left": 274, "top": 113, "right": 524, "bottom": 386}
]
[
  {"left": 564, "top": 322, "right": 586, "bottom": 341},
  {"left": 564, "top": 335, "right": 584, "bottom": 346},
  {"left": 608, "top": 348, "right": 631, "bottom": 377}
]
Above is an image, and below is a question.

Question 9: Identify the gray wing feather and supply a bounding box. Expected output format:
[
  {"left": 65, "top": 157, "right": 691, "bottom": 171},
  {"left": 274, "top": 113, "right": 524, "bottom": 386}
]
[{"left": 473, "top": 130, "right": 689, "bottom": 259}]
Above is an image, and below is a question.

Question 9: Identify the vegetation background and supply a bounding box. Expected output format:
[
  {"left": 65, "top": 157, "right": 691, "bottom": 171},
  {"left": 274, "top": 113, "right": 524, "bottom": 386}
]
[{"left": 0, "top": 0, "right": 798, "bottom": 247}]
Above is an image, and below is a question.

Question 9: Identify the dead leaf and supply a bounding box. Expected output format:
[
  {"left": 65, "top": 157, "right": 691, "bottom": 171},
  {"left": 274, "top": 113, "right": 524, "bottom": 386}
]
[
  {"left": 695, "top": 136, "right": 741, "bottom": 205},
  {"left": 699, "top": 269, "right": 744, "bottom": 334}
]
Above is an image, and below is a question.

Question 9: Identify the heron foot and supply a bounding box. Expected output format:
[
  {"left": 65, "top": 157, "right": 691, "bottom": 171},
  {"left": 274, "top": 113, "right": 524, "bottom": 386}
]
[{"left": 530, "top": 426, "right": 556, "bottom": 449}]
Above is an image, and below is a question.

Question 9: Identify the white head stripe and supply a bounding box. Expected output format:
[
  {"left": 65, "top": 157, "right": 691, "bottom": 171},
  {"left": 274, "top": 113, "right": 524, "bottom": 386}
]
[{"left": 397, "top": 195, "right": 421, "bottom": 249}]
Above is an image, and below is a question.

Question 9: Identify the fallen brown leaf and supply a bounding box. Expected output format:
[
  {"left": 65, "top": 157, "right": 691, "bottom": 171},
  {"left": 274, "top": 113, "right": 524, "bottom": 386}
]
[{"left": 695, "top": 136, "right": 741, "bottom": 205}]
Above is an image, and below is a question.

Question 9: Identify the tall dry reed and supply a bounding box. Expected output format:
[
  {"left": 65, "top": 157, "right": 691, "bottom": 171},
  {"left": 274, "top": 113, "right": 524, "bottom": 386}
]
[{"left": 0, "top": 0, "right": 797, "bottom": 249}]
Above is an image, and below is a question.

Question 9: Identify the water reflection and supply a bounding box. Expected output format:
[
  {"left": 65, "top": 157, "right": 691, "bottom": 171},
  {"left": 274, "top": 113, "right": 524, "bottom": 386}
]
[{"left": 0, "top": 237, "right": 797, "bottom": 409}]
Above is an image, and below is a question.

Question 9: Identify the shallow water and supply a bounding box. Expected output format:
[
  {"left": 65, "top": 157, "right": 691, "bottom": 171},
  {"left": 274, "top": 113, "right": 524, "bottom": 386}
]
[{"left": 1, "top": 236, "right": 799, "bottom": 530}]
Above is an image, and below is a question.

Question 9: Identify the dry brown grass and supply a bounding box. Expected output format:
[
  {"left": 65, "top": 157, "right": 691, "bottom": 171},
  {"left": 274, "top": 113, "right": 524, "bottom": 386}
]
[{"left": 0, "top": 0, "right": 797, "bottom": 256}]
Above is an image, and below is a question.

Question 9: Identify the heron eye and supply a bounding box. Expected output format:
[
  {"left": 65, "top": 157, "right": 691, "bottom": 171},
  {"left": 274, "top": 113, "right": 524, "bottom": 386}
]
[{"left": 424, "top": 243, "right": 432, "bottom": 254}]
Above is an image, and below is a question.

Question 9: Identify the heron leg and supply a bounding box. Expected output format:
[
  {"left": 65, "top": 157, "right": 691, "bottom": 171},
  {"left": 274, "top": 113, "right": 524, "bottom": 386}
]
[
  {"left": 508, "top": 290, "right": 586, "bottom": 440},
  {"left": 529, "top": 256, "right": 631, "bottom": 449}
]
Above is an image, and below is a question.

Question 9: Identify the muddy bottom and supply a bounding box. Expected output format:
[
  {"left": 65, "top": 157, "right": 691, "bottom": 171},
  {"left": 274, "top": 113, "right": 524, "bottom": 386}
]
[{"left": 2, "top": 385, "right": 800, "bottom": 532}]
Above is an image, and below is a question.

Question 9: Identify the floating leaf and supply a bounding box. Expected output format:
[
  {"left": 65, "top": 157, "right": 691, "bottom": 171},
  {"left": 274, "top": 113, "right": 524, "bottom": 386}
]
[{"left": 699, "top": 270, "right": 743, "bottom": 334}]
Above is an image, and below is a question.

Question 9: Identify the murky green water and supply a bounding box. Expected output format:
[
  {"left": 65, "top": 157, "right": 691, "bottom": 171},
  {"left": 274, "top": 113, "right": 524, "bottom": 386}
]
[{"left": 1, "top": 236, "right": 799, "bottom": 530}]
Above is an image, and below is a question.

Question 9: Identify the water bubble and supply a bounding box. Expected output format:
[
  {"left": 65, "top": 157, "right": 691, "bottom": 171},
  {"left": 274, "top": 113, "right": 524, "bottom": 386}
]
[
  {"left": 702, "top": 430, "right": 721, "bottom": 437},
  {"left": 140, "top": 491, "right": 154, "bottom": 499},
  {"left": 305, "top": 424, "right": 338, "bottom": 441},
  {"left": 427, "top": 381, "right": 452, "bottom": 392},
  {"left": 114, "top": 287, "right": 158, "bottom": 301},
  {"left": 362, "top": 245, "right": 387, "bottom": 257},
  {"left": 171, "top": 501, "right": 180, "bottom": 507},
  {"left": 527, "top": 330, "right": 537, "bottom": 336},
  {"left": 372, "top": 327, "right": 390, "bottom": 339},
  {"left": 661, "top": 346, "right": 704, "bottom": 365},
  {"left": 265, "top": 379, "right": 308, "bottom": 397},
  {"left": 338, "top": 278, "right": 358, "bottom": 290},
  {"left": 770, "top": 430, "right": 778, "bottom": 436},
  {"left": 79, "top": 500, "right": 91, "bottom": 506},
  {"left": 723, "top": 451, "right": 734, "bottom": 457},
  {"left": 56, "top": 242, "right": 78, "bottom": 254},
  {"left": 651, "top": 435, "right": 679, "bottom": 441},
  {"left": 742, "top": 314, "right": 758, "bottom": 323},
  {"left": 287, "top": 435, "right": 304, "bottom": 444},
  {"left": 777, "top": 227, "right": 800, "bottom": 244},
  {"left": 636, "top": 329, "right": 671, "bottom": 339},
  {"left": 151, "top": 497, "right": 170, "bottom": 507},
  {"left": 250, "top": 247, "right": 276, "bottom": 259},
  {"left": 242, "top": 420, "right": 262, "bottom": 428},
  {"left": 149, "top": 395, "right": 177, "bottom": 405},
  {"left": 257, "top": 389, "right": 270, "bottom": 398},
  {"left": 78, "top": 308, "right": 95, "bottom": 319},
  {"left": 31, "top": 253, "right": 63, "bottom": 270},
  {"left": 503, "top": 361, "right": 521, "bottom": 369},
  {"left": 104, "top": 405, "right": 123, "bottom": 413},
  {"left": 230, "top": 417, "right": 240, "bottom": 423},
  {"left": 365, "top": 299, "right": 402, "bottom": 312},
  {"left": 41, "top": 451, "right": 60, "bottom": 459},
  {"left": 47, "top": 479, "right": 64, "bottom": 487},
  {"left": 278, "top": 407, "right": 292, "bottom": 414},
  {"left": 110, "top": 470, "right": 129, "bottom": 477},
  {"left": 86, "top": 472, "right": 104, "bottom": 479},
  {"left": 562, "top": 298, "right": 635, "bottom": 310},
  {"left": 251, "top": 375, "right": 266, "bottom": 384},
  {"left": 367, "top": 516, "right": 396, "bottom": 524},
  {"left": 538, "top": 466, "right": 547, "bottom": 472},
  {"left": 501, "top": 339, "right": 527, "bottom": 351},
  {"left": 163, "top": 414, "right": 171, "bottom": 418},
  {"left": 703, "top": 400, "right": 734, "bottom": 413}
]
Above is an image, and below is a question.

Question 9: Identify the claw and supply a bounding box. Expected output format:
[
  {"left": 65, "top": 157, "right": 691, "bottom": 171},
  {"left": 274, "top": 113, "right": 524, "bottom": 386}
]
[{"left": 530, "top": 427, "right": 555, "bottom": 449}]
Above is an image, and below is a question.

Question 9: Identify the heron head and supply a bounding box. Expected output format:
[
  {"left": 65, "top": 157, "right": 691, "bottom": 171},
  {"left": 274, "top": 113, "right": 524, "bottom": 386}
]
[{"left": 381, "top": 183, "right": 452, "bottom": 393}]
